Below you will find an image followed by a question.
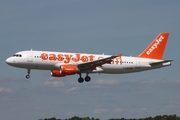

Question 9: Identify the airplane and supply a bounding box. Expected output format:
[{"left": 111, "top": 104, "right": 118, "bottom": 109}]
[{"left": 6, "top": 32, "right": 172, "bottom": 83}]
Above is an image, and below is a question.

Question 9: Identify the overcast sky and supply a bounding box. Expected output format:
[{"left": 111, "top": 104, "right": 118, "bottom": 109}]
[{"left": 1, "top": 1, "right": 180, "bottom": 120}]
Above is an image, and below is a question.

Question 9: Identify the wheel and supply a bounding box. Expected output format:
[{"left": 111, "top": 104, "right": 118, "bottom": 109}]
[
  {"left": 26, "top": 75, "right": 30, "bottom": 79},
  {"left": 85, "top": 76, "right": 91, "bottom": 82},
  {"left": 78, "top": 77, "right": 84, "bottom": 83},
  {"left": 26, "top": 69, "right": 31, "bottom": 79}
]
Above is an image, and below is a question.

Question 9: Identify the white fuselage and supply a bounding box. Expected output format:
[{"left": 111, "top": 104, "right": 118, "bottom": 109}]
[
  {"left": 6, "top": 50, "right": 171, "bottom": 74},
  {"left": 5, "top": 32, "right": 172, "bottom": 83}
]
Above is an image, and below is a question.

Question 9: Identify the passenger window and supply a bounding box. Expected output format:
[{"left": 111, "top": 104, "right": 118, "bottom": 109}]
[{"left": 13, "top": 54, "right": 22, "bottom": 57}]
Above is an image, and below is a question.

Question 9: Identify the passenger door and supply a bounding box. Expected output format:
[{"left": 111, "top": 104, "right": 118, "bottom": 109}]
[{"left": 27, "top": 52, "right": 33, "bottom": 62}]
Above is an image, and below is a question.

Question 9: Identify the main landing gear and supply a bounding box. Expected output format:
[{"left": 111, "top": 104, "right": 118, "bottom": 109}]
[
  {"left": 78, "top": 73, "right": 91, "bottom": 83},
  {"left": 26, "top": 69, "right": 31, "bottom": 79}
]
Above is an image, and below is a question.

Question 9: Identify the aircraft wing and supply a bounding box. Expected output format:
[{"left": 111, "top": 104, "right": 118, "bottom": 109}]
[
  {"left": 149, "top": 60, "right": 173, "bottom": 66},
  {"left": 77, "top": 54, "right": 121, "bottom": 71}
]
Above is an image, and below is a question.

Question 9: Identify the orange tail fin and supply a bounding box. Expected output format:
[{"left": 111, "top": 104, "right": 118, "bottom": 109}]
[{"left": 137, "top": 32, "right": 169, "bottom": 60}]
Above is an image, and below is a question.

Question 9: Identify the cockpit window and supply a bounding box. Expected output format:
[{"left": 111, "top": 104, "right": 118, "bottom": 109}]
[{"left": 13, "top": 54, "right": 22, "bottom": 57}]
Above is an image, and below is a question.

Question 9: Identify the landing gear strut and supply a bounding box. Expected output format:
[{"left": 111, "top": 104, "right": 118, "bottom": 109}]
[
  {"left": 26, "top": 69, "right": 31, "bottom": 79},
  {"left": 78, "top": 73, "right": 84, "bottom": 83}
]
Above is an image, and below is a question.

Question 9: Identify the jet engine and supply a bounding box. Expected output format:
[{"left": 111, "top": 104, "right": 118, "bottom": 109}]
[
  {"left": 51, "top": 70, "right": 66, "bottom": 77},
  {"left": 51, "top": 65, "right": 78, "bottom": 77}
]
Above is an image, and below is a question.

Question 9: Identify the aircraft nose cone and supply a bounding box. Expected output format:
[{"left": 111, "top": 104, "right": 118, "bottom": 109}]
[
  {"left": 6, "top": 58, "right": 11, "bottom": 64},
  {"left": 6, "top": 57, "right": 14, "bottom": 65}
]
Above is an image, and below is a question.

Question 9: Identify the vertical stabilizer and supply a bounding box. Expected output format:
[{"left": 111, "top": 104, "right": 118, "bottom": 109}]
[{"left": 137, "top": 32, "right": 169, "bottom": 60}]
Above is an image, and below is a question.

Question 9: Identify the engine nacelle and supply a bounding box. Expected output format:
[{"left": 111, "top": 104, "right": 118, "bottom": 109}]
[
  {"left": 51, "top": 65, "right": 78, "bottom": 77},
  {"left": 51, "top": 70, "right": 66, "bottom": 77},
  {"left": 60, "top": 65, "right": 78, "bottom": 75}
]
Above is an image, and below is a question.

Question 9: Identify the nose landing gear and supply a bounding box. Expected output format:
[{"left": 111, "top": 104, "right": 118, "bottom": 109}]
[{"left": 26, "top": 69, "right": 31, "bottom": 79}]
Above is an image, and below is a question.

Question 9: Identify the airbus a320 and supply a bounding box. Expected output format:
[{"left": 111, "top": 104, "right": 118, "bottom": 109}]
[{"left": 6, "top": 32, "right": 172, "bottom": 83}]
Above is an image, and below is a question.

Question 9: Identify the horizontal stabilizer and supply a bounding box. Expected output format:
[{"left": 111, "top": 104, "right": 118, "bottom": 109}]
[{"left": 149, "top": 60, "right": 173, "bottom": 66}]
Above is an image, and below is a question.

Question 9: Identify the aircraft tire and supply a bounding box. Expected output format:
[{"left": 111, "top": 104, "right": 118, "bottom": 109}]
[
  {"left": 85, "top": 76, "right": 91, "bottom": 82},
  {"left": 26, "top": 75, "right": 30, "bottom": 79},
  {"left": 78, "top": 77, "right": 84, "bottom": 83}
]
